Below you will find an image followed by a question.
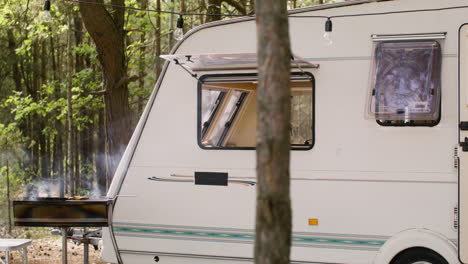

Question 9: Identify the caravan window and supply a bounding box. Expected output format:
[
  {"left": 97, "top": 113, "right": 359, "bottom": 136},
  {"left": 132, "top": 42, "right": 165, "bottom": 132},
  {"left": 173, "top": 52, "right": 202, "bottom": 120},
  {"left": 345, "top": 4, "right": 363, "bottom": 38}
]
[
  {"left": 198, "top": 73, "right": 314, "bottom": 150},
  {"left": 368, "top": 40, "right": 442, "bottom": 126}
]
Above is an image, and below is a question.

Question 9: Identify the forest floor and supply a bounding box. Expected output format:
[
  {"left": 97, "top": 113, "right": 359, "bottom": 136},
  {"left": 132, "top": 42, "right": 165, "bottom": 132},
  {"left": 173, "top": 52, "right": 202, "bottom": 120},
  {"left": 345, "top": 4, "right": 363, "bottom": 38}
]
[{"left": 0, "top": 225, "right": 107, "bottom": 264}]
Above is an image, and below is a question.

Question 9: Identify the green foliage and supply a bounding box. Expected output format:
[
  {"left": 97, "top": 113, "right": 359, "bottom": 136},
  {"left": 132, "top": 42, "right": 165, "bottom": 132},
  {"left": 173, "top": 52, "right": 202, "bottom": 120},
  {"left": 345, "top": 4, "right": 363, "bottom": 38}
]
[
  {"left": 4, "top": 69, "right": 103, "bottom": 132},
  {"left": 73, "top": 43, "right": 97, "bottom": 59},
  {"left": 0, "top": 123, "right": 28, "bottom": 155}
]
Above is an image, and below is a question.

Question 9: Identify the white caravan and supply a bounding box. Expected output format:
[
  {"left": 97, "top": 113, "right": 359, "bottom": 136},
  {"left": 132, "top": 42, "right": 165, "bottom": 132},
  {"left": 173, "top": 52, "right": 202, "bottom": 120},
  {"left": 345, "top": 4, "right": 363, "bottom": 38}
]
[{"left": 100, "top": 0, "right": 468, "bottom": 263}]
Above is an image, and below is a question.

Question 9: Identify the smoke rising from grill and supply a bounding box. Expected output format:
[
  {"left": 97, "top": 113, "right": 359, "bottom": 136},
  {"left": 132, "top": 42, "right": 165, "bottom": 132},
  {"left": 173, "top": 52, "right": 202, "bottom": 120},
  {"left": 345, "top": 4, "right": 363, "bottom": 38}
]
[
  {"left": 23, "top": 178, "right": 106, "bottom": 200},
  {"left": 24, "top": 180, "right": 61, "bottom": 200}
]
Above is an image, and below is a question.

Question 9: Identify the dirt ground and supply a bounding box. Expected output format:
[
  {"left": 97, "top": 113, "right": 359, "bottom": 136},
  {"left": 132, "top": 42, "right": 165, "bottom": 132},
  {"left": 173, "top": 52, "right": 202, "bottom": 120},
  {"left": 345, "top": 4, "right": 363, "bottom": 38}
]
[{"left": 0, "top": 226, "right": 107, "bottom": 264}]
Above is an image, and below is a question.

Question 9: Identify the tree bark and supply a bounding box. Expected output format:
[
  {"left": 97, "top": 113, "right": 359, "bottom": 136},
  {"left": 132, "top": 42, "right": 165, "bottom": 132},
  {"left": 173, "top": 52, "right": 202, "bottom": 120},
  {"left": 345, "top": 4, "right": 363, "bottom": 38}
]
[
  {"left": 79, "top": 0, "right": 132, "bottom": 186},
  {"left": 254, "top": 0, "right": 292, "bottom": 264}
]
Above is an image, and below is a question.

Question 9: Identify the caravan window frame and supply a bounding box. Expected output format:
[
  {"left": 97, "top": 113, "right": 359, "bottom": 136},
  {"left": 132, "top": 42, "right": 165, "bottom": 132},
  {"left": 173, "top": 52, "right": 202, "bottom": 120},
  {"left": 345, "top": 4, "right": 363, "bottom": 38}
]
[
  {"left": 369, "top": 39, "right": 442, "bottom": 127},
  {"left": 197, "top": 72, "right": 316, "bottom": 151}
]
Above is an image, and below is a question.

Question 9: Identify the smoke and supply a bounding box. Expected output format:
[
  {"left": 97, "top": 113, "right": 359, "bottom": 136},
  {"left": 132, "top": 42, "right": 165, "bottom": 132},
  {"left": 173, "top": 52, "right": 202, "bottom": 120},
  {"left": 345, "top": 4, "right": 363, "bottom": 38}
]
[
  {"left": 78, "top": 176, "right": 105, "bottom": 199},
  {"left": 87, "top": 186, "right": 104, "bottom": 199},
  {"left": 24, "top": 180, "right": 62, "bottom": 200},
  {"left": 21, "top": 146, "right": 127, "bottom": 200},
  {"left": 23, "top": 177, "right": 106, "bottom": 200}
]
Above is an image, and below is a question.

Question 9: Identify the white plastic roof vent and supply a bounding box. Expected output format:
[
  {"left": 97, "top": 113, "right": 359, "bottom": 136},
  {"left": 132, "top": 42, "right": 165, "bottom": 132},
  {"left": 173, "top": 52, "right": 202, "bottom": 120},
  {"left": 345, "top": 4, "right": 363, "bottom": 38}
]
[{"left": 160, "top": 53, "right": 319, "bottom": 72}]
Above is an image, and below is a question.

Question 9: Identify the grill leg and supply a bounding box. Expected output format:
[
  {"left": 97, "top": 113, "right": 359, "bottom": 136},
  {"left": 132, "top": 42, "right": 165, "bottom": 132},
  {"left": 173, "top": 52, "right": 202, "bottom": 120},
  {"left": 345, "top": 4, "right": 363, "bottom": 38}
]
[
  {"left": 83, "top": 228, "right": 89, "bottom": 264},
  {"left": 62, "top": 228, "right": 67, "bottom": 264},
  {"left": 5, "top": 251, "right": 9, "bottom": 264}
]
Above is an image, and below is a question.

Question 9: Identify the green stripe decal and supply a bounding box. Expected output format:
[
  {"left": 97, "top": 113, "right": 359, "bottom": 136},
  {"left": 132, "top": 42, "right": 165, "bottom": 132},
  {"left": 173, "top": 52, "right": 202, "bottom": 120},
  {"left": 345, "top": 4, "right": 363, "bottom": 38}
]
[{"left": 113, "top": 223, "right": 387, "bottom": 251}]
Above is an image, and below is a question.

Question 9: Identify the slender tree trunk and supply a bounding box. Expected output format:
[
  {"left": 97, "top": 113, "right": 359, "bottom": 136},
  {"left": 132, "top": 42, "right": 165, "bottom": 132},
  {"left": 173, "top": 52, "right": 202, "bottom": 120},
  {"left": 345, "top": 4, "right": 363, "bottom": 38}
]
[
  {"left": 7, "top": 30, "right": 22, "bottom": 92},
  {"left": 74, "top": 129, "right": 80, "bottom": 192},
  {"left": 39, "top": 129, "right": 47, "bottom": 178},
  {"left": 198, "top": 0, "right": 206, "bottom": 23},
  {"left": 50, "top": 35, "right": 62, "bottom": 181},
  {"left": 52, "top": 130, "right": 63, "bottom": 180},
  {"left": 155, "top": 0, "right": 162, "bottom": 74},
  {"left": 67, "top": 16, "right": 75, "bottom": 195},
  {"left": 247, "top": 0, "right": 255, "bottom": 14},
  {"left": 74, "top": 15, "right": 85, "bottom": 71},
  {"left": 40, "top": 40, "right": 49, "bottom": 179},
  {"left": 74, "top": 13, "right": 93, "bottom": 190},
  {"left": 254, "top": 0, "right": 292, "bottom": 264},
  {"left": 31, "top": 40, "right": 40, "bottom": 177},
  {"left": 45, "top": 137, "right": 50, "bottom": 179},
  {"left": 167, "top": 0, "right": 174, "bottom": 49},
  {"left": 137, "top": 0, "right": 148, "bottom": 118},
  {"left": 50, "top": 36, "right": 58, "bottom": 80},
  {"left": 180, "top": 0, "right": 187, "bottom": 42},
  {"left": 96, "top": 107, "right": 107, "bottom": 193}
]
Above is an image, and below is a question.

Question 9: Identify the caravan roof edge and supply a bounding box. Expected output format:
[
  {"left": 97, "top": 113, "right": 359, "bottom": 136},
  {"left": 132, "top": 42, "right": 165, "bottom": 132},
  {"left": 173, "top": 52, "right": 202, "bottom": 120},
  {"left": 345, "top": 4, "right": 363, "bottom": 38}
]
[
  {"left": 175, "top": 0, "right": 382, "bottom": 55},
  {"left": 288, "top": 0, "right": 393, "bottom": 15}
]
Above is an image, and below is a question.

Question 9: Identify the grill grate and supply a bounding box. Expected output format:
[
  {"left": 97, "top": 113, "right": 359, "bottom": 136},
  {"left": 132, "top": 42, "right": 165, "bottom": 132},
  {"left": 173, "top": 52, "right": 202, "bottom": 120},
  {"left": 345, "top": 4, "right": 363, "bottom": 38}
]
[{"left": 13, "top": 199, "right": 111, "bottom": 227}]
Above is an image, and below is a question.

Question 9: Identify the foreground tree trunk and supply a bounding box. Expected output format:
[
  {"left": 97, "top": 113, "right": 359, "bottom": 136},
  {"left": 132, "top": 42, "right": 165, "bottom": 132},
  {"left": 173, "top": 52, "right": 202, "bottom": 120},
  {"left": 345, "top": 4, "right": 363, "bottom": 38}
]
[
  {"left": 79, "top": 0, "right": 132, "bottom": 189},
  {"left": 254, "top": 0, "right": 292, "bottom": 264}
]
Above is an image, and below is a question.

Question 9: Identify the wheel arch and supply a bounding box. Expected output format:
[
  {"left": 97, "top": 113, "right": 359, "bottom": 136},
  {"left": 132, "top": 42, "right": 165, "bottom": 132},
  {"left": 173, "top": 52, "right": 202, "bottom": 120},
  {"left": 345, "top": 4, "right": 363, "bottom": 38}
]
[{"left": 372, "top": 228, "right": 458, "bottom": 264}]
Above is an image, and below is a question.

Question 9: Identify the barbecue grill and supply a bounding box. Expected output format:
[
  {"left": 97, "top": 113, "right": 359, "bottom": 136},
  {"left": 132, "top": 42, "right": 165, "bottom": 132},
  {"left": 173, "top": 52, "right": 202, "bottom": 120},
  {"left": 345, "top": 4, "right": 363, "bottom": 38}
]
[{"left": 13, "top": 198, "right": 111, "bottom": 227}]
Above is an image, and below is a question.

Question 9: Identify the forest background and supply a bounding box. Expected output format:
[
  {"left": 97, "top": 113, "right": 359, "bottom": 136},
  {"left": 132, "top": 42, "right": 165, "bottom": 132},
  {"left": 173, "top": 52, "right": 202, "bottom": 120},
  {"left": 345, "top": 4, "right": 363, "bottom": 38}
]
[{"left": 0, "top": 0, "right": 343, "bottom": 226}]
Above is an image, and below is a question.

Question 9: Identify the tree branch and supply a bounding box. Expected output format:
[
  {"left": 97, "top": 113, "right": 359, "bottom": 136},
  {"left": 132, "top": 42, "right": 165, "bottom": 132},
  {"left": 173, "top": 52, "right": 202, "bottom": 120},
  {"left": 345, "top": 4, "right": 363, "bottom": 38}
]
[
  {"left": 224, "top": 0, "right": 247, "bottom": 15},
  {"left": 115, "top": 74, "right": 145, "bottom": 89}
]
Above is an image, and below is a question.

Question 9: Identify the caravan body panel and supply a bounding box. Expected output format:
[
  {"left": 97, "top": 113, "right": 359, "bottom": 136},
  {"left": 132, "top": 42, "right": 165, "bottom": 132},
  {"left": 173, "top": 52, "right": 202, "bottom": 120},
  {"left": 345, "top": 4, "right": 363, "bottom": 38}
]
[{"left": 102, "top": 0, "right": 468, "bottom": 263}]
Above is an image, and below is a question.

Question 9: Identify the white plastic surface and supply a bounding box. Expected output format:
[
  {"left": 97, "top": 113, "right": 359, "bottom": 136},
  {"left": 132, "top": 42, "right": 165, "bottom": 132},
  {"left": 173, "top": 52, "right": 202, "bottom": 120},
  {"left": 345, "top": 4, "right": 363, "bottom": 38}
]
[{"left": 0, "top": 239, "right": 31, "bottom": 251}]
